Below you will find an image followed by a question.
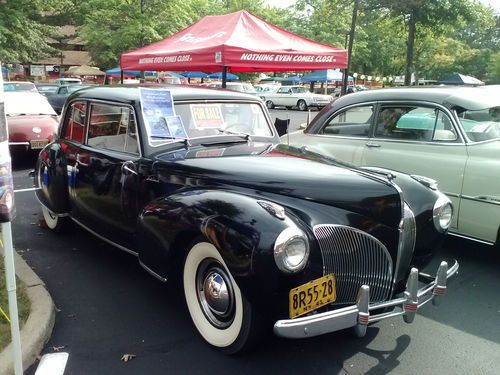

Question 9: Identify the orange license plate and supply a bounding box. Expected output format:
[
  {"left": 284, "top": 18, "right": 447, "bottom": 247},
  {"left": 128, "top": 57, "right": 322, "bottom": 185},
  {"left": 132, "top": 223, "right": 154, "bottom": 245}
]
[
  {"left": 30, "top": 139, "right": 48, "bottom": 149},
  {"left": 289, "top": 274, "right": 336, "bottom": 318}
]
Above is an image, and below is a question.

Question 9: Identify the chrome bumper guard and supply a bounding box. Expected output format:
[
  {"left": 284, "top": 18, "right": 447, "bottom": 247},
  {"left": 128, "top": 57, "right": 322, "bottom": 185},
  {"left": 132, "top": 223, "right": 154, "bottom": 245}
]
[{"left": 274, "top": 260, "right": 459, "bottom": 339}]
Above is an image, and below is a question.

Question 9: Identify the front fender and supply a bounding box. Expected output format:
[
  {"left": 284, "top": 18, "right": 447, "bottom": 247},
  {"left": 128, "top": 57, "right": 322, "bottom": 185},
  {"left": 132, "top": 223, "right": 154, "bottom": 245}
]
[
  {"left": 35, "top": 142, "right": 70, "bottom": 214},
  {"left": 136, "top": 189, "right": 290, "bottom": 288}
]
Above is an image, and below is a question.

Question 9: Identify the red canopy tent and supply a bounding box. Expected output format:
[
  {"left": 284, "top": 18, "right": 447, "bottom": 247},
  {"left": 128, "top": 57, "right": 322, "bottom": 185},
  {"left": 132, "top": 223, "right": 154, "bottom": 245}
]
[{"left": 120, "top": 10, "right": 347, "bottom": 77}]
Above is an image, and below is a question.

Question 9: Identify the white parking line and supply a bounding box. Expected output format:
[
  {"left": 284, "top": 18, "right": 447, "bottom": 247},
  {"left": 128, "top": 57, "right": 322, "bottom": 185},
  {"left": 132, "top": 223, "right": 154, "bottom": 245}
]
[
  {"left": 13, "top": 187, "right": 39, "bottom": 193},
  {"left": 34, "top": 352, "right": 69, "bottom": 375}
]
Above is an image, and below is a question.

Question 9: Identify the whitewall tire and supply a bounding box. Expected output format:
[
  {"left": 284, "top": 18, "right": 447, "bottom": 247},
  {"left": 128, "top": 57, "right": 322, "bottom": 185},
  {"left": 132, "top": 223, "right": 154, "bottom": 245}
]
[
  {"left": 41, "top": 205, "right": 67, "bottom": 233},
  {"left": 183, "top": 241, "right": 260, "bottom": 354}
]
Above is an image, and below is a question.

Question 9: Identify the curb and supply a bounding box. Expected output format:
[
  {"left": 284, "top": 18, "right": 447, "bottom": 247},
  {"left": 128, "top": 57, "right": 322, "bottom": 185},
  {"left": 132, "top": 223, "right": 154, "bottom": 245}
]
[{"left": 0, "top": 249, "right": 56, "bottom": 375}]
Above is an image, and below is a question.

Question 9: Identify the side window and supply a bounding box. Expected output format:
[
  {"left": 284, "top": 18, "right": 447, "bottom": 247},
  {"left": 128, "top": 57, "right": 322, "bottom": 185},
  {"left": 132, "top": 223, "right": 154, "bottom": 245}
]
[
  {"left": 320, "top": 105, "right": 373, "bottom": 137},
  {"left": 375, "top": 106, "right": 457, "bottom": 142},
  {"left": 277, "top": 88, "right": 289, "bottom": 94},
  {"left": 87, "top": 103, "right": 139, "bottom": 154},
  {"left": 63, "top": 101, "right": 87, "bottom": 143}
]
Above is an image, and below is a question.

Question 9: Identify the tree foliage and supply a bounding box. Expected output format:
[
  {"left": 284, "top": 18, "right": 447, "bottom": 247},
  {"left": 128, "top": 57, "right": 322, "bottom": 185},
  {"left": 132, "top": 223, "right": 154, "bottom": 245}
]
[
  {"left": 1, "top": 0, "right": 498, "bottom": 83},
  {"left": 0, "top": 0, "right": 60, "bottom": 62}
]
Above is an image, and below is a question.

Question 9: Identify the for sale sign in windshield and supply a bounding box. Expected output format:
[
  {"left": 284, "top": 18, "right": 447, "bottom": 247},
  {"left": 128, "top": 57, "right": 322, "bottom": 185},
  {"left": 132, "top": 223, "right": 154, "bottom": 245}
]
[{"left": 0, "top": 64, "right": 16, "bottom": 222}]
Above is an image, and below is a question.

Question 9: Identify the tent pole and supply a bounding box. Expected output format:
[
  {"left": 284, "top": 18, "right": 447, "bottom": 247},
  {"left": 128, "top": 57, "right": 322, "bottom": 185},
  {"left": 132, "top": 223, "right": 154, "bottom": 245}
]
[
  {"left": 120, "top": 70, "right": 124, "bottom": 84},
  {"left": 222, "top": 67, "right": 227, "bottom": 89}
]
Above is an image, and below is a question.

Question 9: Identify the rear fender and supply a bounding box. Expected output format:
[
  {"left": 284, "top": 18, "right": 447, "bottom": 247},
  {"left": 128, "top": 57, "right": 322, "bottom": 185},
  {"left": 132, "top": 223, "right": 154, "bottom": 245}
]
[
  {"left": 136, "top": 189, "right": 289, "bottom": 287},
  {"left": 35, "top": 142, "right": 70, "bottom": 214}
]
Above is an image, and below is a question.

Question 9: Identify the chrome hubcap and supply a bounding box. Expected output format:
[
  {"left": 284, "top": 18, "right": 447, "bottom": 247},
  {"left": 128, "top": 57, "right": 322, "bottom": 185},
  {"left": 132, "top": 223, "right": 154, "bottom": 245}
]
[{"left": 196, "top": 259, "right": 235, "bottom": 328}]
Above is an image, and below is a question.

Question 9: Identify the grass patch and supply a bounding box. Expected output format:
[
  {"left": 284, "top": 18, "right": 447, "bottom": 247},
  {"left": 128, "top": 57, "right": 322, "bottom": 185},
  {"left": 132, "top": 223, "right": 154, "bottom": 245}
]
[{"left": 0, "top": 254, "right": 30, "bottom": 352}]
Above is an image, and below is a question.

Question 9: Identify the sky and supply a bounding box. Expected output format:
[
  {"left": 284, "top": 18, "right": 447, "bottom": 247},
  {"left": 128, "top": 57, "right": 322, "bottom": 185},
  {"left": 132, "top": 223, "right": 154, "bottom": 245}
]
[{"left": 264, "top": 0, "right": 500, "bottom": 13}]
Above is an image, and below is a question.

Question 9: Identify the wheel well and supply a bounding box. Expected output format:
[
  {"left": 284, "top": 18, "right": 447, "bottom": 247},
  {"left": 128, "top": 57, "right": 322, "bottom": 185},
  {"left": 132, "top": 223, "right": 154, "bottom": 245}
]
[{"left": 168, "top": 229, "right": 206, "bottom": 280}]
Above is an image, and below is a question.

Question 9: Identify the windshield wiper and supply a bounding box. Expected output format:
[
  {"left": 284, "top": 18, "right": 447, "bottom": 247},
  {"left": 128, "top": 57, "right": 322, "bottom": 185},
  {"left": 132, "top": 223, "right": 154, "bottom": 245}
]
[
  {"left": 151, "top": 137, "right": 191, "bottom": 149},
  {"left": 217, "top": 129, "right": 252, "bottom": 140}
]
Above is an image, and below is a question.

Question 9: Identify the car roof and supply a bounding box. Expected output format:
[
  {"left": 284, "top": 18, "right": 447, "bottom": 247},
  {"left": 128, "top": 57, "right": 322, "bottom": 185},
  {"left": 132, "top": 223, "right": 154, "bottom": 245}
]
[
  {"left": 69, "top": 85, "right": 261, "bottom": 105},
  {"left": 333, "top": 85, "right": 500, "bottom": 111}
]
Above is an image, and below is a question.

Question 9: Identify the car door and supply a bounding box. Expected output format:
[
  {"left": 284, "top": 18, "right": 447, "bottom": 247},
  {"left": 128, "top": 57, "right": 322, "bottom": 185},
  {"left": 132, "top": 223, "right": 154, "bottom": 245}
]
[
  {"left": 459, "top": 141, "right": 500, "bottom": 243},
  {"left": 361, "top": 103, "right": 468, "bottom": 231},
  {"left": 70, "top": 101, "right": 142, "bottom": 250},
  {"left": 289, "top": 103, "right": 373, "bottom": 164},
  {"left": 274, "top": 87, "right": 292, "bottom": 107}
]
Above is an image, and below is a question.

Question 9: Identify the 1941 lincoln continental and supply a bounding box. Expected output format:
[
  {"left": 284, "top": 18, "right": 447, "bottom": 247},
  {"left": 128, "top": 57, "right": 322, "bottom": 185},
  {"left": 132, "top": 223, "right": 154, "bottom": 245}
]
[{"left": 35, "top": 85, "right": 458, "bottom": 354}]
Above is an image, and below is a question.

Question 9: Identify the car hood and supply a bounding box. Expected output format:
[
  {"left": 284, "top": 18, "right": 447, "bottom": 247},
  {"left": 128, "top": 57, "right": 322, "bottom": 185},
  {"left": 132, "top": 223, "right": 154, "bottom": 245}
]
[{"left": 154, "top": 143, "right": 402, "bottom": 228}]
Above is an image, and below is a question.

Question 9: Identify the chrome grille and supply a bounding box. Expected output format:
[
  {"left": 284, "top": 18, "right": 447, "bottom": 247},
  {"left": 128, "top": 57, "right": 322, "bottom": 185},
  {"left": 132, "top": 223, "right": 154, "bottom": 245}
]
[
  {"left": 393, "top": 203, "right": 416, "bottom": 285},
  {"left": 313, "top": 225, "right": 393, "bottom": 304}
]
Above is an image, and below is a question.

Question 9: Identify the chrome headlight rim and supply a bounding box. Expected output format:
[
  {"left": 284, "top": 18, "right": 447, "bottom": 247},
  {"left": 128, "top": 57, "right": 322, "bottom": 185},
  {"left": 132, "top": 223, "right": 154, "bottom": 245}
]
[
  {"left": 274, "top": 227, "right": 310, "bottom": 273},
  {"left": 433, "top": 192, "right": 453, "bottom": 233}
]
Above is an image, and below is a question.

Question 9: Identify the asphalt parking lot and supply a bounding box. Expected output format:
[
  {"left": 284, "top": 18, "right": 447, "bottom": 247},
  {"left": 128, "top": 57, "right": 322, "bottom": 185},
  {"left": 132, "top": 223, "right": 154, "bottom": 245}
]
[{"left": 6, "top": 111, "right": 500, "bottom": 374}]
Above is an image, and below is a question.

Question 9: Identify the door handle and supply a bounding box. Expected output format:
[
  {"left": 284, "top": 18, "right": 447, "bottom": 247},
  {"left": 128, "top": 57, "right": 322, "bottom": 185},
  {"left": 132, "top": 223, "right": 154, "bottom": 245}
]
[
  {"left": 365, "top": 141, "right": 381, "bottom": 148},
  {"left": 121, "top": 161, "right": 138, "bottom": 176},
  {"left": 76, "top": 153, "right": 90, "bottom": 167}
]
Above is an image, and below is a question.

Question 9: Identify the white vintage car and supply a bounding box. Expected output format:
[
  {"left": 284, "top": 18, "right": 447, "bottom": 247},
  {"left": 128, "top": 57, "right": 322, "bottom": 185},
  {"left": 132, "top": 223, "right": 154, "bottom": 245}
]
[
  {"left": 264, "top": 85, "right": 334, "bottom": 111},
  {"left": 284, "top": 85, "right": 500, "bottom": 246}
]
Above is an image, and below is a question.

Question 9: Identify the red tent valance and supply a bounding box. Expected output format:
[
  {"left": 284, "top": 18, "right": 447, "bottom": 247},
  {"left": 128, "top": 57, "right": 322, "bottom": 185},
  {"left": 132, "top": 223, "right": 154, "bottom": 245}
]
[{"left": 121, "top": 10, "right": 347, "bottom": 73}]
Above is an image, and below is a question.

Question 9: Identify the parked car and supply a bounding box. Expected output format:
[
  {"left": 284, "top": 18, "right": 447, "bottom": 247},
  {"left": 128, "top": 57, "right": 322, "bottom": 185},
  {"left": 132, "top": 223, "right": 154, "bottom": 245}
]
[
  {"left": 264, "top": 85, "right": 333, "bottom": 111},
  {"left": 55, "top": 77, "right": 82, "bottom": 86},
  {"left": 35, "top": 86, "right": 457, "bottom": 354},
  {"left": 4, "top": 91, "right": 59, "bottom": 156},
  {"left": 284, "top": 85, "right": 500, "bottom": 246},
  {"left": 35, "top": 83, "right": 58, "bottom": 97},
  {"left": 208, "top": 82, "right": 258, "bottom": 96},
  {"left": 3, "top": 81, "right": 37, "bottom": 92},
  {"left": 47, "top": 84, "right": 92, "bottom": 114}
]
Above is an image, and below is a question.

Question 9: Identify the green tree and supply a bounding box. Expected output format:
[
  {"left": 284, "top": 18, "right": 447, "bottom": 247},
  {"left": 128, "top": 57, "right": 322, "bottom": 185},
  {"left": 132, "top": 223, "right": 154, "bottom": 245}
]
[
  {"left": 487, "top": 51, "right": 500, "bottom": 83},
  {"left": 0, "top": 0, "right": 60, "bottom": 62},
  {"left": 368, "top": 0, "right": 475, "bottom": 85},
  {"left": 79, "top": 0, "right": 224, "bottom": 69}
]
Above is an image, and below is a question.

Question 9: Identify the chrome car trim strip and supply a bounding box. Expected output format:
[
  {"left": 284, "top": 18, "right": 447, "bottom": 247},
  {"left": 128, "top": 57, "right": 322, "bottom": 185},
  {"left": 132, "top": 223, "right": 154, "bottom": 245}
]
[
  {"left": 139, "top": 259, "right": 168, "bottom": 283},
  {"left": 462, "top": 195, "right": 500, "bottom": 206},
  {"left": 8, "top": 142, "right": 30, "bottom": 146},
  {"left": 313, "top": 224, "right": 393, "bottom": 303},
  {"left": 395, "top": 203, "right": 416, "bottom": 290},
  {"left": 448, "top": 232, "right": 495, "bottom": 246},
  {"left": 14, "top": 187, "right": 40, "bottom": 193},
  {"left": 35, "top": 197, "right": 70, "bottom": 217},
  {"left": 71, "top": 217, "right": 138, "bottom": 257},
  {"left": 274, "top": 260, "right": 459, "bottom": 339}
]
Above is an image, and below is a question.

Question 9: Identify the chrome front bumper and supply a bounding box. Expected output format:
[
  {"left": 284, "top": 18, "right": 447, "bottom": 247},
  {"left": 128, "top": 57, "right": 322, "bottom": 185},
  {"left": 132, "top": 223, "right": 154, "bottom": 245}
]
[{"left": 274, "top": 260, "right": 459, "bottom": 339}]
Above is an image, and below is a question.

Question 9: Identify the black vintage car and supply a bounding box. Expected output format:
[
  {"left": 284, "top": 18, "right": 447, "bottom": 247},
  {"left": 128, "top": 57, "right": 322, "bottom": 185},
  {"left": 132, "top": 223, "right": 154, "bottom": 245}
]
[{"left": 35, "top": 86, "right": 458, "bottom": 354}]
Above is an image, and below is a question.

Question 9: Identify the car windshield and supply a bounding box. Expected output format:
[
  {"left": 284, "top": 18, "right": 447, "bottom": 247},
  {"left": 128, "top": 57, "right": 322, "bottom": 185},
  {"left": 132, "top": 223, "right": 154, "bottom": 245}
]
[
  {"left": 457, "top": 106, "right": 500, "bottom": 141},
  {"left": 3, "top": 82, "right": 37, "bottom": 92},
  {"left": 37, "top": 86, "right": 58, "bottom": 93},
  {"left": 4, "top": 93, "right": 57, "bottom": 116},
  {"left": 145, "top": 101, "right": 273, "bottom": 146}
]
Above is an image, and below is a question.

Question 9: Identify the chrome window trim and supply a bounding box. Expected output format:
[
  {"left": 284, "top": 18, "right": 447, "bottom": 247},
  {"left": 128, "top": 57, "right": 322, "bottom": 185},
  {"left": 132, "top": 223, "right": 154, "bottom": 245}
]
[
  {"left": 86, "top": 100, "right": 142, "bottom": 157},
  {"left": 60, "top": 99, "right": 89, "bottom": 144},
  {"left": 374, "top": 101, "right": 465, "bottom": 144},
  {"left": 317, "top": 102, "right": 376, "bottom": 139}
]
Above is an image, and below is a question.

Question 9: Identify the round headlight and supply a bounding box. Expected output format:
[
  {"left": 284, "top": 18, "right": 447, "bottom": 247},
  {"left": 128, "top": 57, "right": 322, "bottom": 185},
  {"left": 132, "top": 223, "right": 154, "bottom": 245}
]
[
  {"left": 274, "top": 227, "right": 309, "bottom": 273},
  {"left": 433, "top": 193, "right": 453, "bottom": 232}
]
